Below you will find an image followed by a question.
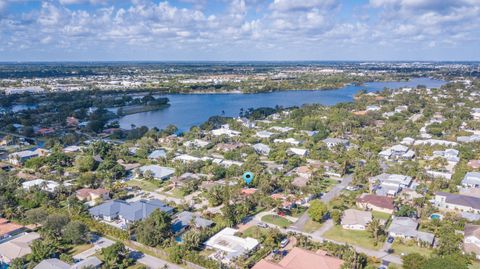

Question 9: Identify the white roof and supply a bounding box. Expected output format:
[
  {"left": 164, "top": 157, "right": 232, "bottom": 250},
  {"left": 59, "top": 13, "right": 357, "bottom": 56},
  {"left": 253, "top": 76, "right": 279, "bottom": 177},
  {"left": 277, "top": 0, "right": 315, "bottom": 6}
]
[
  {"left": 204, "top": 228, "right": 258, "bottom": 259},
  {"left": 138, "top": 165, "right": 175, "bottom": 180},
  {"left": 22, "top": 179, "right": 59, "bottom": 192}
]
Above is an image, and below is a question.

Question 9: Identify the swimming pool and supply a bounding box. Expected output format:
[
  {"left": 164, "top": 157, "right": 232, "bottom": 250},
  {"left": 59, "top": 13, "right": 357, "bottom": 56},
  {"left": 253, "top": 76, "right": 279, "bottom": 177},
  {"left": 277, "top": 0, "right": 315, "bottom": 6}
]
[{"left": 431, "top": 213, "right": 443, "bottom": 220}]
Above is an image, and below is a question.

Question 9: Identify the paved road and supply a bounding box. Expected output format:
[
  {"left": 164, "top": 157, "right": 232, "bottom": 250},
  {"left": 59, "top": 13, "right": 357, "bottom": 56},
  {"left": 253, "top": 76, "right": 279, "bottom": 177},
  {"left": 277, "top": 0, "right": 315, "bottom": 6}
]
[
  {"left": 73, "top": 237, "right": 115, "bottom": 260},
  {"left": 74, "top": 236, "right": 181, "bottom": 269},
  {"left": 291, "top": 174, "right": 354, "bottom": 231}
]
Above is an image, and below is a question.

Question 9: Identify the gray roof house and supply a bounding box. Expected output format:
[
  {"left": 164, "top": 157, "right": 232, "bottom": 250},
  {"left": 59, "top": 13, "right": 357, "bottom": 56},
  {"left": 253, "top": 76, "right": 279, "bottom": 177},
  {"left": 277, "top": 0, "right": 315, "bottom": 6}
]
[
  {"left": 171, "top": 211, "right": 214, "bottom": 234},
  {"left": 369, "top": 173, "right": 412, "bottom": 197},
  {"left": 462, "top": 172, "right": 480, "bottom": 188},
  {"left": 388, "top": 217, "right": 435, "bottom": 245},
  {"left": 89, "top": 199, "right": 173, "bottom": 224},
  {"left": 137, "top": 165, "right": 175, "bottom": 180},
  {"left": 253, "top": 143, "right": 271, "bottom": 155},
  {"left": 148, "top": 149, "right": 167, "bottom": 159},
  {"left": 322, "top": 138, "right": 349, "bottom": 149},
  {"left": 435, "top": 192, "right": 480, "bottom": 215},
  {"left": 34, "top": 259, "right": 70, "bottom": 269}
]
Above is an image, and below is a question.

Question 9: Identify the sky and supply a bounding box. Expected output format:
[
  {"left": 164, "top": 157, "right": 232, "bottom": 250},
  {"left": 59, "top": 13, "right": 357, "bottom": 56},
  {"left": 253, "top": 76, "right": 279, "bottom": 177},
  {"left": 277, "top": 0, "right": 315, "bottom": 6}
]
[{"left": 0, "top": 0, "right": 479, "bottom": 61}]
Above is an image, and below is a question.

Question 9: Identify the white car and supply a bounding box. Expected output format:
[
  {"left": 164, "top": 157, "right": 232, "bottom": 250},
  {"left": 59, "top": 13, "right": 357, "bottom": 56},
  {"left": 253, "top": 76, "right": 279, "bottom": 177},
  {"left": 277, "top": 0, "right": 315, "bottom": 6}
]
[{"left": 280, "top": 238, "right": 289, "bottom": 248}]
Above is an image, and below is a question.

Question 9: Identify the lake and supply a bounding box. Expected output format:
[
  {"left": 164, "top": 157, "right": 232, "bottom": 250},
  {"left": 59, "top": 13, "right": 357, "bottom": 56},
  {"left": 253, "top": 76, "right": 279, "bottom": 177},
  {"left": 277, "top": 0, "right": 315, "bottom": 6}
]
[{"left": 118, "top": 77, "right": 446, "bottom": 131}]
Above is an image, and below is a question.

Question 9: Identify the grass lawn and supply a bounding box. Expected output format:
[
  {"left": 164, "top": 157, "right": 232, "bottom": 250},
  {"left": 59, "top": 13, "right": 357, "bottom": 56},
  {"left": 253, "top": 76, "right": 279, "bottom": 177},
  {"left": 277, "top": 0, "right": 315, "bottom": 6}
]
[
  {"left": 391, "top": 241, "right": 434, "bottom": 257},
  {"left": 323, "top": 225, "right": 381, "bottom": 250},
  {"left": 470, "top": 262, "right": 480, "bottom": 269},
  {"left": 126, "top": 179, "right": 160, "bottom": 192},
  {"left": 241, "top": 226, "right": 268, "bottom": 239},
  {"left": 372, "top": 211, "right": 391, "bottom": 221},
  {"left": 67, "top": 243, "right": 94, "bottom": 255},
  {"left": 302, "top": 219, "right": 324, "bottom": 233},
  {"left": 261, "top": 214, "right": 293, "bottom": 228}
]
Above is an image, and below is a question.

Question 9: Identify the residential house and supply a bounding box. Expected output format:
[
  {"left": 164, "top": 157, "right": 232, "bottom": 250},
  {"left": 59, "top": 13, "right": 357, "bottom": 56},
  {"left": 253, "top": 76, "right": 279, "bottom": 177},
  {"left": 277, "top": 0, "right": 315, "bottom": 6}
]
[
  {"left": 341, "top": 209, "right": 372, "bottom": 230},
  {"left": 288, "top": 148, "right": 308, "bottom": 157},
  {"left": 256, "top": 130, "right": 274, "bottom": 139},
  {"left": 253, "top": 143, "right": 271, "bottom": 155},
  {"left": 270, "top": 126, "right": 294, "bottom": 133},
  {"left": 34, "top": 256, "right": 103, "bottom": 269},
  {"left": 171, "top": 173, "right": 202, "bottom": 187},
  {"left": 136, "top": 165, "right": 175, "bottom": 180},
  {"left": 274, "top": 138, "right": 301, "bottom": 146},
  {"left": 252, "top": 247, "right": 344, "bottom": 269},
  {"left": 462, "top": 172, "right": 480, "bottom": 188},
  {"left": 211, "top": 125, "right": 240, "bottom": 137},
  {"left": 171, "top": 211, "right": 214, "bottom": 234},
  {"left": 8, "top": 148, "right": 49, "bottom": 165},
  {"left": 22, "top": 179, "right": 60, "bottom": 192},
  {"left": 173, "top": 154, "right": 201, "bottom": 163},
  {"left": 322, "top": 138, "right": 349, "bottom": 149},
  {"left": 184, "top": 139, "right": 210, "bottom": 149},
  {"left": 0, "top": 232, "right": 41, "bottom": 264},
  {"left": 0, "top": 218, "right": 25, "bottom": 240},
  {"left": 148, "top": 149, "right": 167, "bottom": 160},
  {"left": 387, "top": 217, "right": 435, "bottom": 246},
  {"left": 89, "top": 199, "right": 173, "bottom": 228},
  {"left": 76, "top": 188, "right": 110, "bottom": 204},
  {"left": 379, "top": 144, "right": 415, "bottom": 161},
  {"left": 204, "top": 227, "right": 259, "bottom": 264},
  {"left": 464, "top": 224, "right": 480, "bottom": 260},
  {"left": 369, "top": 173, "right": 412, "bottom": 197},
  {"left": 434, "top": 192, "right": 480, "bottom": 214},
  {"left": 468, "top": 160, "right": 480, "bottom": 169},
  {"left": 356, "top": 194, "right": 395, "bottom": 214}
]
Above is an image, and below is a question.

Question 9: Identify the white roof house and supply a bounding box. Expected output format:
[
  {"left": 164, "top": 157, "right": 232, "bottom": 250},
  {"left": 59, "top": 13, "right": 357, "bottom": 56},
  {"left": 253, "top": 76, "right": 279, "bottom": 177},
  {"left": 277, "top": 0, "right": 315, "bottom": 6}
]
[
  {"left": 322, "top": 138, "right": 349, "bottom": 149},
  {"left": 462, "top": 172, "right": 480, "bottom": 188},
  {"left": 211, "top": 127, "right": 240, "bottom": 137},
  {"left": 274, "top": 138, "right": 301, "bottom": 146},
  {"left": 137, "top": 165, "right": 175, "bottom": 180},
  {"left": 288, "top": 148, "right": 308, "bottom": 157},
  {"left": 270, "top": 126, "right": 294, "bottom": 133},
  {"left": 204, "top": 228, "right": 259, "bottom": 264},
  {"left": 22, "top": 179, "right": 60, "bottom": 192},
  {"left": 173, "top": 154, "right": 201, "bottom": 163},
  {"left": 256, "top": 130, "right": 274, "bottom": 138}
]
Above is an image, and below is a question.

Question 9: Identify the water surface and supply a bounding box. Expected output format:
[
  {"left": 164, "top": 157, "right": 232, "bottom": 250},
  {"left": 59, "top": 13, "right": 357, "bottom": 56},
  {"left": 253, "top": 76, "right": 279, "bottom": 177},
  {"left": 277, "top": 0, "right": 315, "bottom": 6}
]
[{"left": 118, "top": 78, "right": 446, "bottom": 131}]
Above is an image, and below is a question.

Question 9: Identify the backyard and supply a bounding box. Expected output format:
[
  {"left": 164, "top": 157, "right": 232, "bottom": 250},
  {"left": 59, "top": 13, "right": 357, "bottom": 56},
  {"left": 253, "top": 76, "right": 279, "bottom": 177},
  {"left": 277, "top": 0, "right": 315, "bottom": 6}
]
[{"left": 261, "top": 215, "right": 293, "bottom": 228}]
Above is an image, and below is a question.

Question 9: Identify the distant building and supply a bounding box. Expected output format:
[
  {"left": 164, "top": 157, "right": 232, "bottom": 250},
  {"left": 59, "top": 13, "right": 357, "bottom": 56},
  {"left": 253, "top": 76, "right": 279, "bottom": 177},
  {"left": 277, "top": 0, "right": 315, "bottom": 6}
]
[
  {"left": 136, "top": 165, "right": 175, "bottom": 180},
  {"left": 253, "top": 143, "right": 271, "bottom": 155},
  {"left": 148, "top": 149, "right": 167, "bottom": 160}
]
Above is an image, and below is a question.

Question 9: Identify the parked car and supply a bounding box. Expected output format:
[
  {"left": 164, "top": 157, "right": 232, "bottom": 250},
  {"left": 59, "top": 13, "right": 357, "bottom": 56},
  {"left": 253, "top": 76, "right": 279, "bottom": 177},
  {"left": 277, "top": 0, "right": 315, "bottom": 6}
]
[
  {"left": 280, "top": 238, "right": 290, "bottom": 248},
  {"left": 387, "top": 237, "right": 394, "bottom": 243},
  {"left": 257, "top": 222, "right": 268, "bottom": 228}
]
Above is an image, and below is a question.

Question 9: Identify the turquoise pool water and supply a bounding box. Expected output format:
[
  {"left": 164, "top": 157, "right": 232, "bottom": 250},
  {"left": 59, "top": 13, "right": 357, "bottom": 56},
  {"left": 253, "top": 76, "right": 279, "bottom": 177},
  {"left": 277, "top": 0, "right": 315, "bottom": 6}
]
[{"left": 431, "top": 214, "right": 442, "bottom": 220}]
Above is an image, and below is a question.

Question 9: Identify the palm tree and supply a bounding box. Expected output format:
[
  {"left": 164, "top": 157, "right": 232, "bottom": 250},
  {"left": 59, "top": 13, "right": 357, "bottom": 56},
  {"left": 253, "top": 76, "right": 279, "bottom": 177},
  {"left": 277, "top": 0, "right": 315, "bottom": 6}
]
[{"left": 367, "top": 218, "right": 384, "bottom": 246}]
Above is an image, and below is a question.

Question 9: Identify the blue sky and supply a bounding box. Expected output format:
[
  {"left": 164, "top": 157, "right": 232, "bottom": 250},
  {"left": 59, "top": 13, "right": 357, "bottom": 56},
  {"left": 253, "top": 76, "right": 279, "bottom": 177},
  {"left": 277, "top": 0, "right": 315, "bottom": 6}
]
[{"left": 0, "top": 0, "right": 479, "bottom": 61}]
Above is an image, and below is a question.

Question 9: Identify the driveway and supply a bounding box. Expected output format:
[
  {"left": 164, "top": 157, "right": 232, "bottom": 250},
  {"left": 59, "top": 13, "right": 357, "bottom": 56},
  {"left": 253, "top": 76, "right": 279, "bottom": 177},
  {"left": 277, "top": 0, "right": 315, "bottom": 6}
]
[{"left": 73, "top": 237, "right": 115, "bottom": 260}]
